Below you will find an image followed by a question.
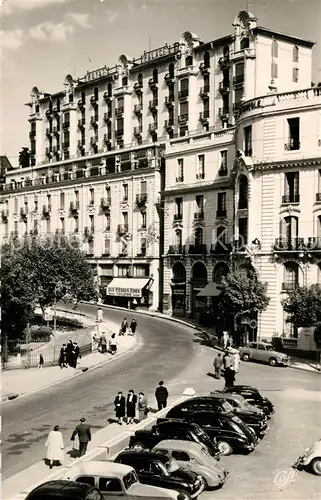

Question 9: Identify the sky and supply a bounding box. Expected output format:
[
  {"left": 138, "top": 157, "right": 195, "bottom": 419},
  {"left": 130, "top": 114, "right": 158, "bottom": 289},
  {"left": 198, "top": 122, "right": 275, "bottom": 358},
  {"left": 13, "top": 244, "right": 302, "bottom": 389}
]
[{"left": 2, "top": 0, "right": 321, "bottom": 167}]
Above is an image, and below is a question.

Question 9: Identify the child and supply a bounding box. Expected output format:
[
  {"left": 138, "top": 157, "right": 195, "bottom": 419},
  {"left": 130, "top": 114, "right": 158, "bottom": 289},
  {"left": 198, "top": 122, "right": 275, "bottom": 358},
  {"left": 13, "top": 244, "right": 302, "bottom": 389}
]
[{"left": 38, "top": 353, "right": 44, "bottom": 369}]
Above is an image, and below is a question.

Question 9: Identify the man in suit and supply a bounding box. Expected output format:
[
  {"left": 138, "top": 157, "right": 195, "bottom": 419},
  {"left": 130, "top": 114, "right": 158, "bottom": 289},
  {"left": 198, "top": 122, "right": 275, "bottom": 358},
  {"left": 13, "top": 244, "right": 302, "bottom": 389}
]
[
  {"left": 155, "top": 381, "right": 169, "bottom": 411},
  {"left": 71, "top": 417, "right": 91, "bottom": 456}
]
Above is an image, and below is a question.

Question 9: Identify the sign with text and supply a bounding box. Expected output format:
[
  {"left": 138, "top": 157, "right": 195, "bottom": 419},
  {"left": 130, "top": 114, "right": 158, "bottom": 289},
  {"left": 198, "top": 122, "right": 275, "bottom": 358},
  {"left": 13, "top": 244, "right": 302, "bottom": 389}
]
[{"left": 107, "top": 287, "right": 142, "bottom": 298}]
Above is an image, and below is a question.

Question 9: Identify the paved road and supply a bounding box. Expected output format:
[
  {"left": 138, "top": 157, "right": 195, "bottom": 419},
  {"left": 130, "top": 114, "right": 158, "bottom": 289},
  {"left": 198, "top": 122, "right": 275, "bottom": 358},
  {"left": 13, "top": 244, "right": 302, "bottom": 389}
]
[{"left": 2, "top": 305, "right": 197, "bottom": 480}]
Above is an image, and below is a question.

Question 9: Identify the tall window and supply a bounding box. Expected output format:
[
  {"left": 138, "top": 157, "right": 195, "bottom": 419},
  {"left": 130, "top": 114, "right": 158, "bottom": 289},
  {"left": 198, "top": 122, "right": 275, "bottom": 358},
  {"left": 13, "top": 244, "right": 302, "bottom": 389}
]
[
  {"left": 141, "top": 211, "right": 147, "bottom": 229},
  {"left": 185, "top": 55, "right": 193, "bottom": 67},
  {"left": 152, "top": 68, "right": 158, "bottom": 83},
  {"left": 104, "top": 238, "right": 111, "bottom": 255},
  {"left": 176, "top": 229, "right": 182, "bottom": 247},
  {"left": 197, "top": 155, "right": 205, "bottom": 179},
  {"left": 94, "top": 87, "right": 98, "bottom": 100},
  {"left": 203, "top": 52, "right": 210, "bottom": 69},
  {"left": 286, "top": 117, "right": 300, "bottom": 150},
  {"left": 141, "top": 181, "right": 147, "bottom": 194},
  {"left": 89, "top": 188, "right": 94, "bottom": 205},
  {"left": 137, "top": 73, "right": 143, "bottom": 86},
  {"left": 240, "top": 38, "right": 249, "bottom": 50},
  {"left": 169, "top": 63, "right": 175, "bottom": 78},
  {"left": 89, "top": 215, "right": 94, "bottom": 232},
  {"left": 177, "top": 159, "right": 184, "bottom": 182},
  {"left": 123, "top": 184, "right": 128, "bottom": 201},
  {"left": 46, "top": 218, "right": 50, "bottom": 234},
  {"left": 81, "top": 91, "right": 85, "bottom": 104},
  {"left": 105, "top": 213, "right": 111, "bottom": 231},
  {"left": 217, "top": 192, "right": 226, "bottom": 216},
  {"left": 60, "top": 217, "right": 65, "bottom": 233},
  {"left": 118, "top": 264, "right": 130, "bottom": 277},
  {"left": 271, "top": 39, "right": 278, "bottom": 58},
  {"left": 283, "top": 216, "right": 299, "bottom": 242},
  {"left": 34, "top": 197, "right": 38, "bottom": 212},
  {"left": 293, "top": 46, "right": 299, "bottom": 63},
  {"left": 283, "top": 262, "right": 299, "bottom": 288},
  {"left": 180, "top": 78, "right": 189, "bottom": 96},
  {"left": 220, "top": 151, "right": 228, "bottom": 174},
  {"left": 196, "top": 195, "right": 204, "bottom": 212},
  {"left": 216, "top": 226, "right": 227, "bottom": 248},
  {"left": 175, "top": 197, "right": 183, "bottom": 217},
  {"left": 271, "top": 61, "right": 278, "bottom": 79},
  {"left": 60, "top": 192, "right": 65, "bottom": 209},
  {"left": 122, "top": 76, "right": 128, "bottom": 86},
  {"left": 292, "top": 67, "right": 299, "bottom": 83},
  {"left": 74, "top": 217, "right": 79, "bottom": 233},
  {"left": 195, "top": 227, "right": 203, "bottom": 247},
  {"left": 14, "top": 220, "right": 18, "bottom": 235},
  {"left": 284, "top": 172, "right": 300, "bottom": 203},
  {"left": 235, "top": 63, "right": 244, "bottom": 84},
  {"left": 123, "top": 212, "right": 128, "bottom": 227},
  {"left": 244, "top": 125, "right": 252, "bottom": 156},
  {"left": 140, "top": 237, "right": 147, "bottom": 255}
]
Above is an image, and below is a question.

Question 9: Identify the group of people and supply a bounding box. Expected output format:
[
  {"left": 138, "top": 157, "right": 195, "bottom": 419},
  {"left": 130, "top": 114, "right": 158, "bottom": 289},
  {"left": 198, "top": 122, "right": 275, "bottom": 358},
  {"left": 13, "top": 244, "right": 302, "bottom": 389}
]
[
  {"left": 114, "top": 381, "right": 169, "bottom": 425},
  {"left": 213, "top": 348, "right": 240, "bottom": 388},
  {"left": 59, "top": 340, "right": 80, "bottom": 369},
  {"left": 94, "top": 332, "right": 118, "bottom": 355},
  {"left": 119, "top": 317, "right": 137, "bottom": 336}
]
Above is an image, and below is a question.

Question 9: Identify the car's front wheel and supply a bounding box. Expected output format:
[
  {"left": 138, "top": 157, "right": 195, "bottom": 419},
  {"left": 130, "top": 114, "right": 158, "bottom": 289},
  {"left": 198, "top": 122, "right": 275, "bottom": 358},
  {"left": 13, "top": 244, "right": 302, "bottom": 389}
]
[
  {"left": 310, "top": 457, "right": 321, "bottom": 475},
  {"left": 242, "top": 353, "right": 250, "bottom": 362},
  {"left": 269, "top": 357, "right": 277, "bottom": 366},
  {"left": 217, "top": 440, "right": 233, "bottom": 455},
  {"left": 177, "top": 490, "right": 191, "bottom": 500}
]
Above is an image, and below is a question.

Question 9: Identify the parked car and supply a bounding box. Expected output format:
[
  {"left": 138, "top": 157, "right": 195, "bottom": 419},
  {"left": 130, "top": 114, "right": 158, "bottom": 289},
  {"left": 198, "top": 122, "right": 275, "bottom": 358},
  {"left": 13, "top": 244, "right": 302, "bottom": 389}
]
[
  {"left": 223, "top": 386, "right": 275, "bottom": 418},
  {"left": 114, "top": 450, "right": 204, "bottom": 499},
  {"left": 183, "top": 411, "right": 258, "bottom": 455},
  {"left": 293, "top": 439, "right": 321, "bottom": 476},
  {"left": 212, "top": 391, "right": 264, "bottom": 416},
  {"left": 152, "top": 440, "right": 228, "bottom": 490},
  {"left": 63, "top": 461, "right": 185, "bottom": 499},
  {"left": 24, "top": 480, "right": 104, "bottom": 500},
  {"left": 129, "top": 420, "right": 220, "bottom": 458},
  {"left": 208, "top": 393, "right": 269, "bottom": 437},
  {"left": 239, "top": 342, "right": 290, "bottom": 366}
]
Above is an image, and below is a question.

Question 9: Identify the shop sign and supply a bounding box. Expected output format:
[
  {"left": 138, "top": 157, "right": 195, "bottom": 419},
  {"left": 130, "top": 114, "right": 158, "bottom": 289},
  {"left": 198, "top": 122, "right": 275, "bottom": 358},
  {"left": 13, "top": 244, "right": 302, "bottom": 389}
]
[
  {"left": 239, "top": 99, "right": 262, "bottom": 115},
  {"left": 107, "top": 287, "right": 141, "bottom": 297},
  {"left": 140, "top": 43, "right": 180, "bottom": 63}
]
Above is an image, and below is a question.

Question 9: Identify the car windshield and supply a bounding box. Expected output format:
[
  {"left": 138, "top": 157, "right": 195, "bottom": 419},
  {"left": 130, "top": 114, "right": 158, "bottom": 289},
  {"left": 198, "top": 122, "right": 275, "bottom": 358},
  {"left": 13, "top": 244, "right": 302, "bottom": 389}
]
[
  {"left": 123, "top": 471, "right": 138, "bottom": 489},
  {"left": 166, "top": 458, "right": 180, "bottom": 473},
  {"left": 222, "top": 401, "right": 234, "bottom": 412}
]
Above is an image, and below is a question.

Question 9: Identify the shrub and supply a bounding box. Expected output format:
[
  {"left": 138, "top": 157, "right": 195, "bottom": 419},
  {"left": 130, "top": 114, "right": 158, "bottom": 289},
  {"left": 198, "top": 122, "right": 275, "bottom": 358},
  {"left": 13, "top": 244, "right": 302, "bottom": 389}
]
[{"left": 29, "top": 325, "right": 53, "bottom": 342}]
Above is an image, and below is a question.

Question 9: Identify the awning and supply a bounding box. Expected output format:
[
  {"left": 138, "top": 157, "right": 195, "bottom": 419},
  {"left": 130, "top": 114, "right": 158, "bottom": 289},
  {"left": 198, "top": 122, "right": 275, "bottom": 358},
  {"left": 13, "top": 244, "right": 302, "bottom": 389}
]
[
  {"left": 106, "top": 278, "right": 151, "bottom": 298},
  {"left": 197, "top": 282, "right": 221, "bottom": 297}
]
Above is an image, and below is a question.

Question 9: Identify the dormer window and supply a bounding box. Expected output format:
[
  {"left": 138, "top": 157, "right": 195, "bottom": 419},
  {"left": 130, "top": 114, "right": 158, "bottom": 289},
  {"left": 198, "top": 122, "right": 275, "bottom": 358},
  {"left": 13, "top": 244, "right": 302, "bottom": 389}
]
[
  {"left": 240, "top": 38, "right": 249, "bottom": 50},
  {"left": 185, "top": 55, "right": 193, "bottom": 67}
]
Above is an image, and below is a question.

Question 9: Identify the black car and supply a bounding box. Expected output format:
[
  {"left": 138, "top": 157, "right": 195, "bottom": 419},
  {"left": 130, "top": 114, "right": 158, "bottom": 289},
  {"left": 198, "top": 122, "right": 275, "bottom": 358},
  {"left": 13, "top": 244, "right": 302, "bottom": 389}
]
[
  {"left": 24, "top": 480, "right": 104, "bottom": 500},
  {"left": 223, "top": 386, "right": 275, "bottom": 418},
  {"left": 129, "top": 420, "right": 220, "bottom": 457},
  {"left": 163, "top": 396, "right": 267, "bottom": 438},
  {"left": 114, "top": 450, "right": 204, "bottom": 498},
  {"left": 184, "top": 411, "right": 258, "bottom": 455}
]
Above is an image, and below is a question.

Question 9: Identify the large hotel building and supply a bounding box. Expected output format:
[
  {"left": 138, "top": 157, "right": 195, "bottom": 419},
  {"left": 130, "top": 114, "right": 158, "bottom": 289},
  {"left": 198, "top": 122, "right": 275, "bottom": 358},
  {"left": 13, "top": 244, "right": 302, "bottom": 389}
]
[{"left": 1, "top": 11, "right": 321, "bottom": 339}]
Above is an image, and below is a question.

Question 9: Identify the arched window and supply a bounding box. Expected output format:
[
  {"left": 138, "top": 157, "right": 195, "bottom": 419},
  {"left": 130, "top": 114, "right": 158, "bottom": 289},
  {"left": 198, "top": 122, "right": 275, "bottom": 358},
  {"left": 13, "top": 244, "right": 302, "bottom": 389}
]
[
  {"left": 271, "top": 39, "right": 278, "bottom": 58},
  {"left": 283, "top": 262, "right": 299, "bottom": 290},
  {"left": 203, "top": 52, "right": 210, "bottom": 69},
  {"left": 195, "top": 227, "right": 203, "bottom": 247},
  {"left": 81, "top": 91, "right": 86, "bottom": 104},
  {"left": 122, "top": 76, "right": 128, "bottom": 87},
  {"left": 152, "top": 68, "right": 158, "bottom": 83},
  {"left": 94, "top": 87, "right": 98, "bottom": 100},
  {"left": 172, "top": 262, "right": 186, "bottom": 281},
  {"left": 238, "top": 175, "right": 248, "bottom": 210},
  {"left": 185, "top": 55, "right": 193, "bottom": 67},
  {"left": 192, "top": 261, "right": 207, "bottom": 280},
  {"left": 241, "top": 38, "right": 249, "bottom": 50},
  {"left": 169, "top": 63, "right": 175, "bottom": 78},
  {"left": 213, "top": 262, "right": 229, "bottom": 284},
  {"left": 293, "top": 45, "right": 299, "bottom": 63},
  {"left": 137, "top": 73, "right": 143, "bottom": 86}
]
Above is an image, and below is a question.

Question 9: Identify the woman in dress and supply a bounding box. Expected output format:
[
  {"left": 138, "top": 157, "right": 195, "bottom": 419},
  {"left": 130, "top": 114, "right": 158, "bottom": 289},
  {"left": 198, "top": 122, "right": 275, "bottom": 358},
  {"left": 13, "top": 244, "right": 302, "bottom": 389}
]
[
  {"left": 126, "top": 389, "right": 137, "bottom": 424},
  {"left": 138, "top": 392, "right": 148, "bottom": 421},
  {"left": 45, "top": 425, "right": 64, "bottom": 469},
  {"left": 114, "top": 391, "right": 126, "bottom": 425}
]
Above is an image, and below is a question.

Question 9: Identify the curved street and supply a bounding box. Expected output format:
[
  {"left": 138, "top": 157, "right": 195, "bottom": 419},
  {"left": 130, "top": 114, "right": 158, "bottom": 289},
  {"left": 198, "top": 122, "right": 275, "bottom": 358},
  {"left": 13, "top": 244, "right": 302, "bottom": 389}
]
[{"left": 2, "top": 304, "right": 321, "bottom": 500}]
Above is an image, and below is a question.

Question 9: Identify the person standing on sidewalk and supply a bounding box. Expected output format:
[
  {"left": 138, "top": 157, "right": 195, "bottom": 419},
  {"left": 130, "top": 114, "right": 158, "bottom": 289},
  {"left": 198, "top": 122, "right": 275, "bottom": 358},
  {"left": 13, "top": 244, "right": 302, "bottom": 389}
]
[
  {"left": 71, "top": 418, "right": 91, "bottom": 457},
  {"left": 109, "top": 333, "right": 118, "bottom": 355},
  {"left": 45, "top": 425, "right": 64, "bottom": 469},
  {"left": 129, "top": 319, "right": 137, "bottom": 335},
  {"left": 213, "top": 353, "right": 223, "bottom": 379},
  {"left": 59, "top": 344, "right": 68, "bottom": 369},
  {"left": 38, "top": 353, "right": 44, "bottom": 369},
  {"left": 99, "top": 333, "right": 107, "bottom": 353},
  {"left": 120, "top": 317, "right": 128, "bottom": 336},
  {"left": 66, "top": 340, "right": 73, "bottom": 366},
  {"left": 138, "top": 392, "right": 148, "bottom": 421},
  {"left": 114, "top": 391, "right": 126, "bottom": 425},
  {"left": 223, "top": 351, "right": 235, "bottom": 388},
  {"left": 126, "top": 389, "right": 137, "bottom": 424},
  {"left": 155, "top": 381, "right": 169, "bottom": 411}
]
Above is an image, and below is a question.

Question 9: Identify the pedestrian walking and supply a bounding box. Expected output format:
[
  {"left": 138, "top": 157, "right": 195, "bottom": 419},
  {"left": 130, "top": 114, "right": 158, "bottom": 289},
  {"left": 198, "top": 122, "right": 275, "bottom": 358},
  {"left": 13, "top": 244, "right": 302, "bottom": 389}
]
[
  {"left": 109, "top": 333, "right": 118, "bottom": 355},
  {"left": 126, "top": 389, "right": 137, "bottom": 424},
  {"left": 45, "top": 425, "right": 64, "bottom": 469},
  {"left": 129, "top": 319, "right": 137, "bottom": 335},
  {"left": 222, "top": 331, "right": 229, "bottom": 349},
  {"left": 38, "top": 353, "right": 44, "bottom": 369},
  {"left": 114, "top": 391, "right": 126, "bottom": 425},
  {"left": 66, "top": 340, "right": 73, "bottom": 366},
  {"left": 138, "top": 392, "right": 148, "bottom": 421},
  {"left": 71, "top": 418, "right": 91, "bottom": 457},
  {"left": 120, "top": 317, "right": 128, "bottom": 336},
  {"left": 213, "top": 353, "right": 223, "bottom": 379},
  {"left": 229, "top": 348, "right": 240, "bottom": 374},
  {"left": 72, "top": 342, "right": 80, "bottom": 368},
  {"left": 223, "top": 350, "right": 235, "bottom": 388},
  {"left": 96, "top": 307, "right": 103, "bottom": 323},
  {"left": 99, "top": 333, "right": 107, "bottom": 354},
  {"left": 155, "top": 381, "right": 169, "bottom": 411},
  {"left": 59, "top": 344, "right": 68, "bottom": 369}
]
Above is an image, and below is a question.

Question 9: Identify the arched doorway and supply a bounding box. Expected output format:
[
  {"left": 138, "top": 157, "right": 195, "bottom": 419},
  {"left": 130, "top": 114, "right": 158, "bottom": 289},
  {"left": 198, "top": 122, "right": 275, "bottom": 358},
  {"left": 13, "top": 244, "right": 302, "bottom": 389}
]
[
  {"left": 171, "top": 262, "right": 186, "bottom": 317},
  {"left": 191, "top": 261, "right": 208, "bottom": 319}
]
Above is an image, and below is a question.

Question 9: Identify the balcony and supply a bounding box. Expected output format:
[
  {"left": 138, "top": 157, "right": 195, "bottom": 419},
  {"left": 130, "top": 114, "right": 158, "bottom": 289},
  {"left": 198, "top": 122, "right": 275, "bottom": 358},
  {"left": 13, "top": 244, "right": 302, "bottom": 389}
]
[
  {"left": 164, "top": 73, "right": 175, "bottom": 85},
  {"left": 199, "top": 111, "right": 209, "bottom": 124},
  {"left": 282, "top": 194, "right": 300, "bottom": 204},
  {"left": 1, "top": 209, "right": 9, "bottom": 221},
  {"left": 90, "top": 116, "right": 98, "bottom": 128},
  {"left": 115, "top": 107, "right": 124, "bottom": 116},
  {"left": 100, "top": 197, "right": 111, "bottom": 211},
  {"left": 53, "top": 126, "right": 60, "bottom": 135},
  {"left": 199, "top": 62, "right": 210, "bottom": 73},
  {"left": 218, "top": 56, "right": 231, "bottom": 69},
  {"left": 165, "top": 119, "right": 174, "bottom": 131},
  {"left": 136, "top": 193, "right": 148, "bottom": 208},
  {"left": 29, "top": 131, "right": 36, "bottom": 139},
  {"left": 148, "top": 123, "right": 157, "bottom": 134},
  {"left": 116, "top": 129, "right": 124, "bottom": 138},
  {"left": 90, "top": 95, "right": 98, "bottom": 104},
  {"left": 46, "top": 128, "right": 52, "bottom": 137},
  {"left": 178, "top": 114, "right": 188, "bottom": 124},
  {"left": 273, "top": 237, "right": 305, "bottom": 252},
  {"left": 173, "top": 213, "right": 183, "bottom": 221},
  {"left": 188, "top": 244, "right": 207, "bottom": 255},
  {"left": 103, "top": 133, "right": 112, "bottom": 145},
  {"left": 199, "top": 86, "right": 210, "bottom": 98},
  {"left": 42, "top": 205, "right": 51, "bottom": 217},
  {"left": 216, "top": 209, "right": 227, "bottom": 218},
  {"left": 148, "top": 77, "right": 158, "bottom": 89},
  {"left": 78, "top": 118, "right": 85, "bottom": 129},
  {"left": 282, "top": 282, "right": 298, "bottom": 292},
  {"left": 133, "top": 126, "right": 142, "bottom": 137},
  {"left": 211, "top": 242, "right": 232, "bottom": 254},
  {"left": 167, "top": 245, "right": 185, "bottom": 255},
  {"left": 307, "top": 237, "right": 321, "bottom": 251},
  {"left": 70, "top": 201, "right": 80, "bottom": 214},
  {"left": 117, "top": 224, "right": 129, "bottom": 236},
  {"left": 148, "top": 99, "right": 158, "bottom": 112},
  {"left": 178, "top": 89, "right": 189, "bottom": 100},
  {"left": 233, "top": 74, "right": 244, "bottom": 86},
  {"left": 165, "top": 95, "right": 175, "bottom": 107},
  {"left": 104, "top": 112, "right": 112, "bottom": 123},
  {"left": 103, "top": 91, "right": 112, "bottom": 102},
  {"left": 194, "top": 211, "right": 204, "bottom": 220},
  {"left": 219, "top": 81, "right": 230, "bottom": 94},
  {"left": 78, "top": 99, "right": 85, "bottom": 109},
  {"left": 134, "top": 104, "right": 142, "bottom": 115},
  {"left": 134, "top": 82, "right": 143, "bottom": 93},
  {"left": 284, "top": 140, "right": 300, "bottom": 151}
]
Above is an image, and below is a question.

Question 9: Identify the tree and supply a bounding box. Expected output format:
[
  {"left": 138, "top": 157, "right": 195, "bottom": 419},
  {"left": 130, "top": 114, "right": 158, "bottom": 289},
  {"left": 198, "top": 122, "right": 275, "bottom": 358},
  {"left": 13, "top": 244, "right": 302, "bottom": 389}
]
[
  {"left": 18, "top": 147, "right": 30, "bottom": 168},
  {"left": 281, "top": 285, "right": 321, "bottom": 328},
  {"left": 217, "top": 269, "right": 270, "bottom": 329},
  {"left": 1, "top": 235, "right": 98, "bottom": 340}
]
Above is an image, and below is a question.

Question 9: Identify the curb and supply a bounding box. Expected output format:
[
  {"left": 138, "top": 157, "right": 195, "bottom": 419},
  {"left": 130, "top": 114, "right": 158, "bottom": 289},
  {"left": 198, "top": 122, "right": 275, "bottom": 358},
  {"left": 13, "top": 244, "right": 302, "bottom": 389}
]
[{"left": 1, "top": 336, "right": 141, "bottom": 404}]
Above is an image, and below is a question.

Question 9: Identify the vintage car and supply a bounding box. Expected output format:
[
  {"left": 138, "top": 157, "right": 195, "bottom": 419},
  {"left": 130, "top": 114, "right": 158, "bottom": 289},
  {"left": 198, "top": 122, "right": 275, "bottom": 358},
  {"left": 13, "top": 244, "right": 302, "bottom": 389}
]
[
  {"left": 24, "top": 480, "right": 104, "bottom": 500},
  {"left": 152, "top": 440, "right": 228, "bottom": 490},
  {"left": 181, "top": 411, "right": 258, "bottom": 455},
  {"left": 223, "top": 386, "right": 275, "bottom": 418},
  {"left": 63, "top": 461, "right": 185, "bottom": 499},
  {"left": 114, "top": 450, "right": 204, "bottom": 499},
  {"left": 239, "top": 342, "right": 290, "bottom": 366},
  {"left": 164, "top": 396, "right": 267, "bottom": 438},
  {"left": 212, "top": 391, "right": 264, "bottom": 416},
  {"left": 129, "top": 420, "right": 220, "bottom": 457},
  {"left": 293, "top": 439, "right": 321, "bottom": 475}
]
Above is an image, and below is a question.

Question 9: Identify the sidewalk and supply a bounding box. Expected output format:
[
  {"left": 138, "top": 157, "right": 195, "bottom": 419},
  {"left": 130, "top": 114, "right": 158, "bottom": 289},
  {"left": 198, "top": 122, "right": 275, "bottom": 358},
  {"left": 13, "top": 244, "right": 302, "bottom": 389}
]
[{"left": 1, "top": 321, "right": 138, "bottom": 402}]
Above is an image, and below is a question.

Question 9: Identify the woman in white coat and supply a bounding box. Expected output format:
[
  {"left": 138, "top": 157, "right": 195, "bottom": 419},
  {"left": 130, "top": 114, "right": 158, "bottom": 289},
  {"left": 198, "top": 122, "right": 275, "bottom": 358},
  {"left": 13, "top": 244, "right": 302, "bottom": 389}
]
[{"left": 45, "top": 425, "right": 64, "bottom": 469}]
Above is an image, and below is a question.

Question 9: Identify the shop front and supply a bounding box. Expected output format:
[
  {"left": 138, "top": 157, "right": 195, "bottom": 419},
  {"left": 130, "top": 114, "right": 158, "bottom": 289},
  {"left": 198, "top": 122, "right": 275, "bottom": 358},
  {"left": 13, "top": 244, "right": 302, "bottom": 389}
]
[
  {"left": 106, "top": 277, "right": 152, "bottom": 309},
  {"left": 171, "top": 262, "right": 186, "bottom": 317},
  {"left": 190, "top": 262, "right": 208, "bottom": 319}
]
